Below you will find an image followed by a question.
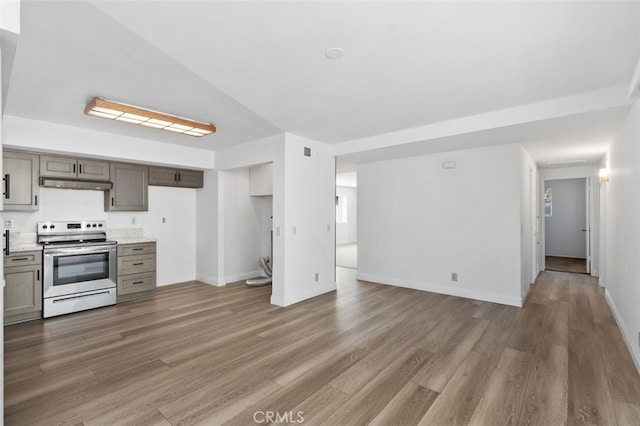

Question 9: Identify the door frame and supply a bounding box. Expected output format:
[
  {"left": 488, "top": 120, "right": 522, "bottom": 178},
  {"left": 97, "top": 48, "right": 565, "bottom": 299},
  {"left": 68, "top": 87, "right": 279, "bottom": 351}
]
[{"left": 540, "top": 167, "right": 599, "bottom": 277}]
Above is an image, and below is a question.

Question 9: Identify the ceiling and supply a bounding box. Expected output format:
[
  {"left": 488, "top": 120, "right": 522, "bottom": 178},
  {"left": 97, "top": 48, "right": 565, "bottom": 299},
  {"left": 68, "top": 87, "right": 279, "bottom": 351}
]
[{"left": 3, "top": 1, "right": 640, "bottom": 166}]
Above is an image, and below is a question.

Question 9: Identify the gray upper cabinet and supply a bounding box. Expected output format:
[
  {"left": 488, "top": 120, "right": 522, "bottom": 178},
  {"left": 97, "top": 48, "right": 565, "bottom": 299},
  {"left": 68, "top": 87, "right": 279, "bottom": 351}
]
[
  {"left": 3, "top": 150, "right": 39, "bottom": 211},
  {"left": 105, "top": 163, "right": 148, "bottom": 211},
  {"left": 40, "top": 155, "right": 110, "bottom": 181},
  {"left": 149, "top": 166, "right": 203, "bottom": 188}
]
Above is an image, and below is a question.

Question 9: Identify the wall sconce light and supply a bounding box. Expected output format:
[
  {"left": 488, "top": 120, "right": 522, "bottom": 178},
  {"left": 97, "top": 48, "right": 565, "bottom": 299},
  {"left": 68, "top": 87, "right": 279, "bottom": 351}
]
[
  {"left": 84, "top": 97, "right": 216, "bottom": 137},
  {"left": 599, "top": 168, "right": 610, "bottom": 183}
]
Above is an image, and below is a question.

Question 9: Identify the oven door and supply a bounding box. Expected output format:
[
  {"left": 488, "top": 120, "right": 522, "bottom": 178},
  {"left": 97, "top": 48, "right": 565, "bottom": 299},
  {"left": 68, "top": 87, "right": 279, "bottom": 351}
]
[{"left": 43, "top": 244, "right": 117, "bottom": 299}]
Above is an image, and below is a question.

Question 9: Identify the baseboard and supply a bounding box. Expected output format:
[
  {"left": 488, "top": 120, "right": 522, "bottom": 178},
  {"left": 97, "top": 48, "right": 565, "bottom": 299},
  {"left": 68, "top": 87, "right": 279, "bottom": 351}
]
[
  {"left": 605, "top": 289, "right": 640, "bottom": 375},
  {"left": 270, "top": 283, "right": 337, "bottom": 307},
  {"left": 545, "top": 254, "right": 587, "bottom": 259},
  {"left": 224, "top": 270, "right": 264, "bottom": 284},
  {"left": 356, "top": 272, "right": 523, "bottom": 307},
  {"left": 195, "top": 274, "right": 221, "bottom": 287}
]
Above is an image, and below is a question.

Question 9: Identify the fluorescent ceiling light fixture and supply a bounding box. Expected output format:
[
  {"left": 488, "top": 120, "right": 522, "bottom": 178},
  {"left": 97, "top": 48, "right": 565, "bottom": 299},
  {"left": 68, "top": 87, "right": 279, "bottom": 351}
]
[{"left": 84, "top": 97, "right": 216, "bottom": 137}]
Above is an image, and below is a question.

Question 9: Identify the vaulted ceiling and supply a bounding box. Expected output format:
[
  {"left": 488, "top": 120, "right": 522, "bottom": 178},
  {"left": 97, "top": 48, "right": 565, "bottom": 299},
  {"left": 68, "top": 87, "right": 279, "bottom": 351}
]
[{"left": 4, "top": 1, "right": 640, "bottom": 167}]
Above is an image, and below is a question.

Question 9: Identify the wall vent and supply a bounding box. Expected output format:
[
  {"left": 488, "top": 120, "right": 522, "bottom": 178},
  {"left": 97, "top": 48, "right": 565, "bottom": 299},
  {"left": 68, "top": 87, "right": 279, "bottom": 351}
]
[{"left": 304, "top": 147, "right": 311, "bottom": 157}]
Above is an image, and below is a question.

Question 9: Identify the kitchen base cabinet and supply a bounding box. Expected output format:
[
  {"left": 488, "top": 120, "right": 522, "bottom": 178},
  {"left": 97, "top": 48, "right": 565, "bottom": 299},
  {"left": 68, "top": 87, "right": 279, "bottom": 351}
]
[
  {"left": 4, "top": 251, "right": 43, "bottom": 325},
  {"left": 117, "top": 242, "right": 156, "bottom": 302}
]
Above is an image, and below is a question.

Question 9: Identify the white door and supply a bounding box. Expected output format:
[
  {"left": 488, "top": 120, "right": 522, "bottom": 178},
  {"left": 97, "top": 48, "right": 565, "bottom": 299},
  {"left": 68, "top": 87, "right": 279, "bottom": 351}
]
[{"left": 585, "top": 178, "right": 591, "bottom": 274}]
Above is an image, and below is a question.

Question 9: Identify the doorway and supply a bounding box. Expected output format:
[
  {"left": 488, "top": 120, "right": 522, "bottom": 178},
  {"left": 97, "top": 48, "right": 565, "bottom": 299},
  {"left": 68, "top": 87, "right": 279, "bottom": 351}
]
[
  {"left": 543, "top": 178, "right": 589, "bottom": 274},
  {"left": 335, "top": 172, "right": 357, "bottom": 270}
]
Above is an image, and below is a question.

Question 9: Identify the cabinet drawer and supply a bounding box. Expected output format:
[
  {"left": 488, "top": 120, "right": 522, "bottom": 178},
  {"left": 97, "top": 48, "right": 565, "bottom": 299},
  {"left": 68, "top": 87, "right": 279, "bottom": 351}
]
[
  {"left": 4, "top": 251, "right": 42, "bottom": 267},
  {"left": 118, "top": 254, "right": 156, "bottom": 275},
  {"left": 117, "top": 243, "right": 155, "bottom": 257},
  {"left": 118, "top": 272, "right": 156, "bottom": 296}
]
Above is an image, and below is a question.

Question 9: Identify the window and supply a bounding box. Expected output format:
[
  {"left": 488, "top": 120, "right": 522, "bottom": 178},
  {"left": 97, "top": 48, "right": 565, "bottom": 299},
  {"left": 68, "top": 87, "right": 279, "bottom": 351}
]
[
  {"left": 336, "top": 195, "right": 348, "bottom": 224},
  {"left": 544, "top": 187, "right": 552, "bottom": 217}
]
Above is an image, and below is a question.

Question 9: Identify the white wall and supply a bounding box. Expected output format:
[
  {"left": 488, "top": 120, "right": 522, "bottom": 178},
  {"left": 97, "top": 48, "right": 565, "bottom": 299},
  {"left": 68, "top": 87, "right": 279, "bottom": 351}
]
[
  {"left": 358, "top": 143, "right": 523, "bottom": 306},
  {"left": 3, "top": 115, "right": 215, "bottom": 169},
  {"left": 196, "top": 170, "right": 220, "bottom": 285},
  {"left": 222, "top": 167, "right": 273, "bottom": 283},
  {"left": 602, "top": 99, "right": 640, "bottom": 373},
  {"left": 544, "top": 178, "right": 587, "bottom": 258},
  {"left": 336, "top": 185, "right": 357, "bottom": 245},
  {"left": 273, "top": 134, "right": 336, "bottom": 306},
  {"left": 1, "top": 186, "right": 197, "bottom": 285}
]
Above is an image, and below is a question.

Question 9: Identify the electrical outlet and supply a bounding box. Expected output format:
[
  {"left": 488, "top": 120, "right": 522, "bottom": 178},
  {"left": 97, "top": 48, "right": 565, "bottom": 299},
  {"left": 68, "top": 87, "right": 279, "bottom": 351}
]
[
  {"left": 326, "top": 224, "right": 331, "bottom": 232},
  {"left": 276, "top": 226, "right": 281, "bottom": 236},
  {"left": 451, "top": 272, "right": 458, "bottom": 282},
  {"left": 4, "top": 219, "right": 14, "bottom": 229},
  {"left": 315, "top": 273, "right": 319, "bottom": 282},
  {"left": 162, "top": 217, "right": 167, "bottom": 224},
  {"left": 131, "top": 217, "right": 137, "bottom": 225},
  {"left": 292, "top": 226, "right": 297, "bottom": 236}
]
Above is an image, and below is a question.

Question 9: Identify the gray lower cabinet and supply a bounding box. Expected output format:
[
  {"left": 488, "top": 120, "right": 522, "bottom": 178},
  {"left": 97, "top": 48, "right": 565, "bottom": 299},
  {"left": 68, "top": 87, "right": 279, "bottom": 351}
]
[
  {"left": 117, "top": 242, "right": 156, "bottom": 302},
  {"left": 4, "top": 251, "right": 43, "bottom": 325},
  {"left": 3, "top": 150, "right": 40, "bottom": 211},
  {"left": 105, "top": 163, "right": 148, "bottom": 211},
  {"left": 40, "top": 155, "right": 110, "bottom": 181},
  {"left": 149, "top": 166, "right": 203, "bottom": 188}
]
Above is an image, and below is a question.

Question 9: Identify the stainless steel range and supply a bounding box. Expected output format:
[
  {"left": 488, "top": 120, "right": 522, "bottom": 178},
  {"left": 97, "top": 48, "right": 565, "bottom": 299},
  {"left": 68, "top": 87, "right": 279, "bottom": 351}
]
[{"left": 38, "top": 220, "right": 116, "bottom": 318}]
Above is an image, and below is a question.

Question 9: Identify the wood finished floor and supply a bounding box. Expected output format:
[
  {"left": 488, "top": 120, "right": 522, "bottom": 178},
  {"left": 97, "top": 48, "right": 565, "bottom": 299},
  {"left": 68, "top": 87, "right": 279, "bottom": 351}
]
[
  {"left": 546, "top": 256, "right": 587, "bottom": 274},
  {"left": 5, "top": 268, "right": 640, "bottom": 425}
]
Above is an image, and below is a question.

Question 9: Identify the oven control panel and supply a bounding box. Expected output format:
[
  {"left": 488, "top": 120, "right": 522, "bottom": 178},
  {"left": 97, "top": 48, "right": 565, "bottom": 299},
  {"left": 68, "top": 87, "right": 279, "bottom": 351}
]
[{"left": 37, "top": 220, "right": 106, "bottom": 235}]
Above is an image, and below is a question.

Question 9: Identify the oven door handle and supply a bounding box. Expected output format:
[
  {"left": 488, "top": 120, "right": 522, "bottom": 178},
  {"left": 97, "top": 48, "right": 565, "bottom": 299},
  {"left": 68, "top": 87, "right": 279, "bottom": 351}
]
[{"left": 44, "top": 246, "right": 114, "bottom": 255}]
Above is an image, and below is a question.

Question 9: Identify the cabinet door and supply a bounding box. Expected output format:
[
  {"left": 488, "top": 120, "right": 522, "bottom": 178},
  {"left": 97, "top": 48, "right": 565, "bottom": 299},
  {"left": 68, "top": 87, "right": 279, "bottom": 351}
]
[
  {"left": 4, "top": 264, "right": 42, "bottom": 320},
  {"left": 3, "top": 151, "right": 39, "bottom": 211},
  {"left": 249, "top": 163, "right": 273, "bottom": 196},
  {"left": 105, "top": 163, "right": 148, "bottom": 211},
  {"left": 40, "top": 155, "right": 77, "bottom": 178},
  {"left": 148, "top": 167, "right": 178, "bottom": 186},
  {"left": 78, "top": 159, "right": 110, "bottom": 181},
  {"left": 176, "top": 170, "right": 203, "bottom": 188}
]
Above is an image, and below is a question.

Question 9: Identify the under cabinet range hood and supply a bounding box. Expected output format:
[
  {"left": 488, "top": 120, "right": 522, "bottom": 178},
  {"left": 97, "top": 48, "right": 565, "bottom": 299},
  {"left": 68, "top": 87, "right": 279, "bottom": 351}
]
[{"left": 39, "top": 177, "right": 112, "bottom": 191}]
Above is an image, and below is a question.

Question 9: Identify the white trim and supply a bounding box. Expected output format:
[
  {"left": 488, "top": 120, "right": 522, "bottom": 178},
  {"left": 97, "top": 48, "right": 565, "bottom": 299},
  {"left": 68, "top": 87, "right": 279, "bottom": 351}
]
[
  {"left": 195, "top": 274, "right": 222, "bottom": 286},
  {"left": 605, "top": 289, "right": 640, "bottom": 375},
  {"left": 628, "top": 56, "right": 640, "bottom": 99},
  {"left": 270, "top": 283, "right": 337, "bottom": 307},
  {"left": 356, "top": 273, "right": 523, "bottom": 307},
  {"left": 225, "top": 270, "right": 265, "bottom": 284}
]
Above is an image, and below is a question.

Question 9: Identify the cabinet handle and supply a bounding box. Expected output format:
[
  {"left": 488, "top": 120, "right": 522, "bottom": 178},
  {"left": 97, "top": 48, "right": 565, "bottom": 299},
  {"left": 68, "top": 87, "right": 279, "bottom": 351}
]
[
  {"left": 3, "top": 174, "right": 10, "bottom": 199},
  {"left": 73, "top": 163, "right": 76, "bottom": 174},
  {"left": 174, "top": 173, "right": 178, "bottom": 182},
  {"left": 132, "top": 248, "right": 144, "bottom": 251},
  {"left": 35, "top": 195, "right": 38, "bottom": 206},
  {"left": 37, "top": 270, "right": 40, "bottom": 281},
  {"left": 10, "top": 257, "right": 28, "bottom": 262},
  {"left": 133, "top": 262, "right": 144, "bottom": 266},
  {"left": 4, "top": 230, "right": 9, "bottom": 256},
  {"left": 177, "top": 173, "right": 181, "bottom": 182},
  {"left": 132, "top": 281, "right": 144, "bottom": 285},
  {"left": 79, "top": 164, "right": 82, "bottom": 174},
  {"left": 111, "top": 197, "right": 114, "bottom": 207}
]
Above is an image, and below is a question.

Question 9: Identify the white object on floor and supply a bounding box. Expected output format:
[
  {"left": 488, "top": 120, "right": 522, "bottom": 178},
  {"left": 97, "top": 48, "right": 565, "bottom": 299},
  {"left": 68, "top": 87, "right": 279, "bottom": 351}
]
[{"left": 246, "top": 277, "right": 272, "bottom": 286}]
